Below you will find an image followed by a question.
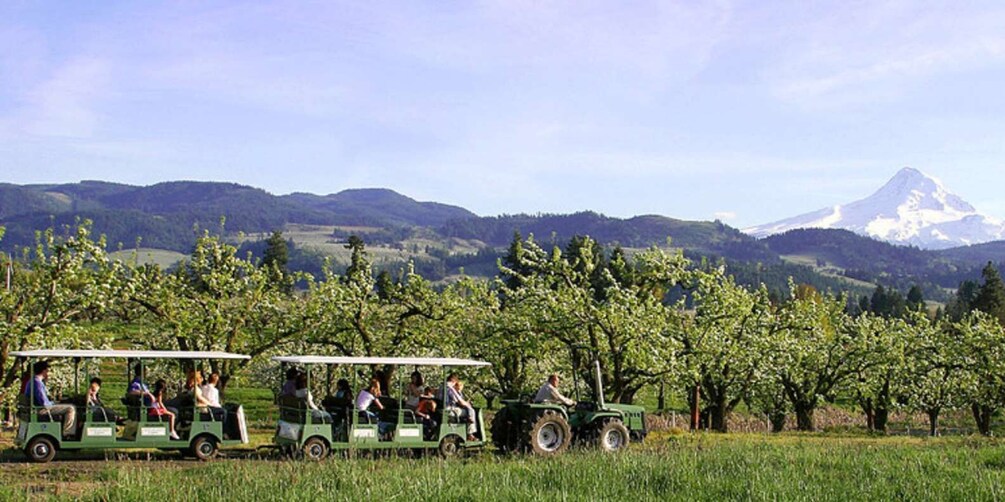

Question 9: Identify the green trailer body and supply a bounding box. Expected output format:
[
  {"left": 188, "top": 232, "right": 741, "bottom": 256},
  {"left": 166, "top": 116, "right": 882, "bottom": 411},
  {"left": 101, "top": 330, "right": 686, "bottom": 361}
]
[
  {"left": 12, "top": 349, "right": 251, "bottom": 463},
  {"left": 270, "top": 355, "right": 491, "bottom": 460}
]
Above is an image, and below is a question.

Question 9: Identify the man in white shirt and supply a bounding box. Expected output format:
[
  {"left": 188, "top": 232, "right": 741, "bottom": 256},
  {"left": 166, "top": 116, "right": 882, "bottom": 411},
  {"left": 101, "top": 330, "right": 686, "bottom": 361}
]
[{"left": 534, "top": 374, "right": 576, "bottom": 407}]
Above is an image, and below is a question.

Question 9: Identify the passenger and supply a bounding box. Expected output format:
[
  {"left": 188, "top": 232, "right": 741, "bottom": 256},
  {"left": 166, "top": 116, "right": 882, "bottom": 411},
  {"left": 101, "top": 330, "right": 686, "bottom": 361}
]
[
  {"left": 86, "top": 377, "right": 119, "bottom": 423},
  {"left": 355, "top": 378, "right": 385, "bottom": 421},
  {"left": 25, "top": 362, "right": 77, "bottom": 439},
  {"left": 334, "top": 379, "right": 352, "bottom": 401},
  {"left": 416, "top": 386, "right": 438, "bottom": 435},
  {"left": 373, "top": 369, "right": 389, "bottom": 396},
  {"left": 355, "top": 378, "right": 392, "bottom": 438},
  {"left": 200, "top": 372, "right": 227, "bottom": 426},
  {"left": 444, "top": 374, "right": 477, "bottom": 441},
  {"left": 127, "top": 364, "right": 174, "bottom": 416},
  {"left": 533, "top": 374, "right": 576, "bottom": 407},
  {"left": 201, "top": 372, "right": 222, "bottom": 406},
  {"left": 190, "top": 370, "right": 225, "bottom": 423},
  {"left": 405, "top": 371, "right": 423, "bottom": 409},
  {"left": 280, "top": 368, "right": 300, "bottom": 397},
  {"left": 150, "top": 379, "right": 181, "bottom": 440},
  {"left": 127, "top": 363, "right": 149, "bottom": 397},
  {"left": 295, "top": 373, "right": 332, "bottom": 423}
]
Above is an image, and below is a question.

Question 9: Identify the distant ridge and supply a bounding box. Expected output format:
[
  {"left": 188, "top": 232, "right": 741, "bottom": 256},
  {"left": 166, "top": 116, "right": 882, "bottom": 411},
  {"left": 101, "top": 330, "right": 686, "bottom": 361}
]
[{"left": 744, "top": 168, "right": 1005, "bottom": 250}]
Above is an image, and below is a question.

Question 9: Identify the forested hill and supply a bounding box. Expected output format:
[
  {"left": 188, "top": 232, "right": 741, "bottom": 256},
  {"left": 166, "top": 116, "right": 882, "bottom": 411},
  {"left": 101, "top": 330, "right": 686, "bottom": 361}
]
[{"left": 1, "top": 180, "right": 1002, "bottom": 300}]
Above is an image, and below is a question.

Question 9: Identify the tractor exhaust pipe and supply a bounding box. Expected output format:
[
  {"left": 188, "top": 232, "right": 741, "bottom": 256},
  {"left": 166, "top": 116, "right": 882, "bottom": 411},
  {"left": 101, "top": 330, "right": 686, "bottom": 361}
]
[{"left": 594, "top": 359, "right": 605, "bottom": 409}]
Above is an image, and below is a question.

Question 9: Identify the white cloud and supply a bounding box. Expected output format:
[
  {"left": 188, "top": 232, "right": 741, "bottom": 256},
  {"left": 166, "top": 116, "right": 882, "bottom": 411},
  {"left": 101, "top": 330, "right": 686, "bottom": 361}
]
[
  {"left": 19, "top": 57, "right": 112, "bottom": 138},
  {"left": 762, "top": 3, "right": 1005, "bottom": 107},
  {"left": 713, "top": 211, "right": 737, "bottom": 221}
]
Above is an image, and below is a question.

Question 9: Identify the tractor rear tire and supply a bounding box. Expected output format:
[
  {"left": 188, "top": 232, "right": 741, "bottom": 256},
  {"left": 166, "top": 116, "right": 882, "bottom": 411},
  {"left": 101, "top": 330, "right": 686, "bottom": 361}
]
[
  {"left": 596, "top": 419, "right": 630, "bottom": 453},
  {"left": 491, "top": 408, "right": 515, "bottom": 453},
  {"left": 525, "top": 411, "right": 571, "bottom": 456}
]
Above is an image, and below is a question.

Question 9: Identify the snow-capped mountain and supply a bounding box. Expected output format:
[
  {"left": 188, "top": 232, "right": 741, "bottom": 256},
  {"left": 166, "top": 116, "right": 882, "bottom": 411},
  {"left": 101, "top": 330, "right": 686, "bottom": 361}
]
[{"left": 744, "top": 167, "right": 1005, "bottom": 250}]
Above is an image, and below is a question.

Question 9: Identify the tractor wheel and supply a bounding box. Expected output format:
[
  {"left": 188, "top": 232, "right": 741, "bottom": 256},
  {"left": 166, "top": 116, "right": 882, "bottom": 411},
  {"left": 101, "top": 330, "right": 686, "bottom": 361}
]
[
  {"left": 191, "top": 435, "right": 219, "bottom": 461},
  {"left": 302, "top": 437, "right": 330, "bottom": 461},
  {"left": 25, "top": 436, "right": 57, "bottom": 463},
  {"left": 525, "top": 411, "right": 571, "bottom": 456},
  {"left": 491, "top": 408, "right": 515, "bottom": 453},
  {"left": 596, "top": 419, "right": 630, "bottom": 453},
  {"left": 438, "top": 435, "right": 464, "bottom": 459}
]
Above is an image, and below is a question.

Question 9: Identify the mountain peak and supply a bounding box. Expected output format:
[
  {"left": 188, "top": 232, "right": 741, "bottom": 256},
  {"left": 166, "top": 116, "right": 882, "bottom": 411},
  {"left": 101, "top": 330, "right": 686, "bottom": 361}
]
[{"left": 745, "top": 168, "right": 1003, "bottom": 249}]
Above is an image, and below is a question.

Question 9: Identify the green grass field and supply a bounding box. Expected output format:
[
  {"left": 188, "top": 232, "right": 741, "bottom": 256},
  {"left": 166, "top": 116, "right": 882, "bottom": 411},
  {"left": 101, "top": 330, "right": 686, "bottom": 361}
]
[{"left": 3, "top": 432, "right": 1005, "bottom": 500}]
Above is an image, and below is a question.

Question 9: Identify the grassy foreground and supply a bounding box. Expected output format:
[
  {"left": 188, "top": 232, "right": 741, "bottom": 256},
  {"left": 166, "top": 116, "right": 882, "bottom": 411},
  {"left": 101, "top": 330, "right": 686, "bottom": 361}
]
[{"left": 3, "top": 433, "right": 1005, "bottom": 501}]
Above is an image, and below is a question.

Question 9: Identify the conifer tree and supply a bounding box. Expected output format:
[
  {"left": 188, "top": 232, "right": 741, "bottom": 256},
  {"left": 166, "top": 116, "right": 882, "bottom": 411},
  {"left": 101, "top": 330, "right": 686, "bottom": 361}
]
[{"left": 974, "top": 262, "right": 1005, "bottom": 326}]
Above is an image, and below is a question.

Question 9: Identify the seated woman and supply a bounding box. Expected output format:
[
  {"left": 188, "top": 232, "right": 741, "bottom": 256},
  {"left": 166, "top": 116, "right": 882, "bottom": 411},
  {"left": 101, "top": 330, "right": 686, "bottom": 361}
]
[
  {"left": 294, "top": 374, "right": 332, "bottom": 423},
  {"left": 189, "top": 370, "right": 225, "bottom": 423},
  {"left": 405, "top": 371, "right": 423, "bottom": 409},
  {"left": 355, "top": 378, "right": 392, "bottom": 438},
  {"left": 150, "top": 380, "right": 181, "bottom": 440},
  {"left": 333, "top": 379, "right": 352, "bottom": 401}
]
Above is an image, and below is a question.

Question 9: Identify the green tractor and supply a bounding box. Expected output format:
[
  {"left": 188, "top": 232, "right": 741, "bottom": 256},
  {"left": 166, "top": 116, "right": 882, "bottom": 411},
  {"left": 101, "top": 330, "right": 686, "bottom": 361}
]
[{"left": 492, "top": 355, "right": 646, "bottom": 456}]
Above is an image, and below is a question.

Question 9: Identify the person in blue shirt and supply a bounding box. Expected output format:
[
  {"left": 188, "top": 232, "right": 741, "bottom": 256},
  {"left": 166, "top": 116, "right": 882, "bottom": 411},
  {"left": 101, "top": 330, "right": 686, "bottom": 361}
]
[{"left": 25, "top": 362, "right": 77, "bottom": 439}]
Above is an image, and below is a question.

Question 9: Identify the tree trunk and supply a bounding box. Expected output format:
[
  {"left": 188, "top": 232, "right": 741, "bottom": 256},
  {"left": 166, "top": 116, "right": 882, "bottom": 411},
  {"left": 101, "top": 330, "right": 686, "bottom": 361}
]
[
  {"left": 861, "top": 398, "right": 875, "bottom": 431},
  {"left": 769, "top": 411, "right": 786, "bottom": 433},
  {"left": 927, "top": 408, "right": 940, "bottom": 437},
  {"left": 709, "top": 395, "right": 729, "bottom": 433},
  {"left": 657, "top": 381, "right": 665, "bottom": 411},
  {"left": 972, "top": 403, "right": 994, "bottom": 436},
  {"left": 794, "top": 403, "right": 815, "bottom": 432},
  {"left": 874, "top": 406, "right": 889, "bottom": 433}
]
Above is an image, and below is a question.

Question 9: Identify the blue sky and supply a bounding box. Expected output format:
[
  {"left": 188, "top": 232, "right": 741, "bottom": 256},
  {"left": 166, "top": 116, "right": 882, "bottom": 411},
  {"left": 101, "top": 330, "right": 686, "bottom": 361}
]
[{"left": 2, "top": 1, "right": 1004, "bottom": 227}]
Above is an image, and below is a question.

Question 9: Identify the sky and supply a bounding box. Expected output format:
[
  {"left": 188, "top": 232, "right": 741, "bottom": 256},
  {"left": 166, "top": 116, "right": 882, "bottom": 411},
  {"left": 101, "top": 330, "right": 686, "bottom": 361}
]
[{"left": 2, "top": 1, "right": 1004, "bottom": 228}]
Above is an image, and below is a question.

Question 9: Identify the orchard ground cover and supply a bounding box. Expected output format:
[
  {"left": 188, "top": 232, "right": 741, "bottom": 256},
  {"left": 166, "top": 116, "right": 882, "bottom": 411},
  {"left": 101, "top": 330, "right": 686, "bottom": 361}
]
[{"left": 2, "top": 431, "right": 1005, "bottom": 501}]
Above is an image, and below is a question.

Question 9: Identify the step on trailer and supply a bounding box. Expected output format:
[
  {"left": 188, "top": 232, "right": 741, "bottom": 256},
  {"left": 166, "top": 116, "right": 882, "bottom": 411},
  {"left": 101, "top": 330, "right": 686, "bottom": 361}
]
[
  {"left": 271, "top": 355, "right": 491, "bottom": 460},
  {"left": 13, "top": 349, "right": 251, "bottom": 463}
]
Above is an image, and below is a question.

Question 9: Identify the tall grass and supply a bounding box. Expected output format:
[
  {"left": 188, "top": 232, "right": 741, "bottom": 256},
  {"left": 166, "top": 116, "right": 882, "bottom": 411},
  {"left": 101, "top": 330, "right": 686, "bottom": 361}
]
[{"left": 5, "top": 433, "right": 1005, "bottom": 501}]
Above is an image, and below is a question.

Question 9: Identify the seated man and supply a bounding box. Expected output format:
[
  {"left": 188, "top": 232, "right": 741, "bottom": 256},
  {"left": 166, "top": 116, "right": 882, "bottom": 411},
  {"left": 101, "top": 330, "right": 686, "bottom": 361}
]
[
  {"left": 25, "top": 362, "right": 77, "bottom": 439},
  {"left": 444, "top": 374, "right": 477, "bottom": 441},
  {"left": 534, "top": 374, "right": 576, "bottom": 407},
  {"left": 86, "top": 377, "right": 119, "bottom": 423}
]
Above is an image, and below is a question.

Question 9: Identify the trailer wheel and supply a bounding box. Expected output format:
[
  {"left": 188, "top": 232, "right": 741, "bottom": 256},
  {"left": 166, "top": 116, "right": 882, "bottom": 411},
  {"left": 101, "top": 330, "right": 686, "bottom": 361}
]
[
  {"left": 438, "top": 435, "right": 463, "bottom": 459},
  {"left": 526, "top": 411, "right": 571, "bottom": 456},
  {"left": 25, "top": 436, "right": 57, "bottom": 463},
  {"left": 596, "top": 419, "right": 630, "bottom": 452},
  {"left": 302, "top": 437, "right": 329, "bottom": 461},
  {"left": 191, "top": 435, "right": 219, "bottom": 461}
]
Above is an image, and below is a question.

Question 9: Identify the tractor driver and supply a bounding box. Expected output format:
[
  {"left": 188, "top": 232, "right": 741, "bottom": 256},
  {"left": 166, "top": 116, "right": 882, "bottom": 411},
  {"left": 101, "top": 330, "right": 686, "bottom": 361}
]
[{"left": 533, "top": 374, "right": 576, "bottom": 407}]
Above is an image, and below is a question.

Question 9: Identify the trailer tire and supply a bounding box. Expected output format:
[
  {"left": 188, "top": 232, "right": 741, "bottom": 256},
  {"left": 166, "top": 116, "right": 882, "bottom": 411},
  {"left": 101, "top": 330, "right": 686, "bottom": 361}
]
[
  {"left": 191, "top": 435, "right": 219, "bottom": 461},
  {"left": 302, "top": 436, "right": 329, "bottom": 461},
  {"left": 25, "top": 436, "right": 57, "bottom": 463},
  {"left": 438, "top": 435, "right": 463, "bottom": 459}
]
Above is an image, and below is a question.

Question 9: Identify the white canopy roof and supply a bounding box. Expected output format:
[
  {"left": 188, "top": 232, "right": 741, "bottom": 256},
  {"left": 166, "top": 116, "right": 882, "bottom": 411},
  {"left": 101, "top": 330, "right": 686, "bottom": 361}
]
[
  {"left": 272, "top": 355, "right": 491, "bottom": 367},
  {"left": 11, "top": 350, "right": 250, "bottom": 360}
]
